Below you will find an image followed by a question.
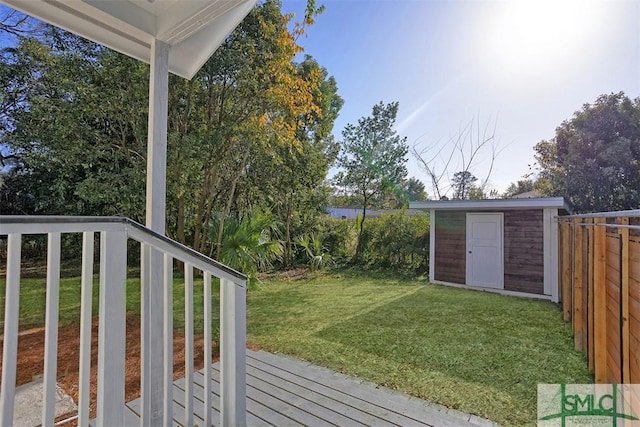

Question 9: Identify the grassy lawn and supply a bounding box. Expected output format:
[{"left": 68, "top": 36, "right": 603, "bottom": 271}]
[
  {"left": 0, "top": 274, "right": 217, "bottom": 334},
  {"left": 248, "top": 271, "right": 592, "bottom": 427},
  {"left": 2, "top": 269, "right": 591, "bottom": 426}
]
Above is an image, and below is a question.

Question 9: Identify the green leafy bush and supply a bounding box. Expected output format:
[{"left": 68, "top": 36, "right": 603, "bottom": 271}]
[
  {"left": 360, "top": 211, "right": 429, "bottom": 273},
  {"left": 314, "top": 216, "right": 358, "bottom": 264},
  {"left": 311, "top": 211, "right": 430, "bottom": 274}
]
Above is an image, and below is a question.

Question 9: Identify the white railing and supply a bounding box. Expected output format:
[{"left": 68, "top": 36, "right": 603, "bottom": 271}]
[{"left": 0, "top": 216, "right": 247, "bottom": 427}]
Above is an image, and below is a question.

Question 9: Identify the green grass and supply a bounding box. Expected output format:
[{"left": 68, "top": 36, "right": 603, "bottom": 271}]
[
  {"left": 0, "top": 274, "right": 221, "bottom": 335},
  {"left": 1, "top": 269, "right": 591, "bottom": 426},
  {"left": 247, "top": 272, "right": 592, "bottom": 427}
]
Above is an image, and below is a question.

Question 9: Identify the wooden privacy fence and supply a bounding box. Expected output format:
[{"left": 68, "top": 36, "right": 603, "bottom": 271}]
[{"left": 558, "top": 210, "right": 640, "bottom": 384}]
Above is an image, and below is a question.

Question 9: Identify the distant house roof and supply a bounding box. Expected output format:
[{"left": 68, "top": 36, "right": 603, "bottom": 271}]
[
  {"left": 409, "top": 197, "right": 570, "bottom": 211},
  {"left": 511, "top": 190, "right": 543, "bottom": 199},
  {"left": 326, "top": 207, "right": 423, "bottom": 219}
]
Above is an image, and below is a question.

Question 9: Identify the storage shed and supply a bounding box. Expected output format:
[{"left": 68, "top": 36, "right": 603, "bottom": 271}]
[{"left": 410, "top": 197, "right": 570, "bottom": 302}]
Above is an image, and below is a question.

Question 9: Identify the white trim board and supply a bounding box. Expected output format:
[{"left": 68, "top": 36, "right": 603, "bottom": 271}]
[
  {"left": 410, "top": 197, "right": 569, "bottom": 211},
  {"left": 429, "top": 280, "right": 553, "bottom": 302},
  {"left": 2, "top": 0, "right": 257, "bottom": 79},
  {"left": 429, "top": 209, "right": 435, "bottom": 283}
]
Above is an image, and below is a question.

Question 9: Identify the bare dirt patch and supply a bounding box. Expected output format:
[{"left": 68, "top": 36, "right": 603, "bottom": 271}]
[
  {"left": 1, "top": 316, "right": 212, "bottom": 424},
  {"left": 259, "top": 267, "right": 312, "bottom": 281}
]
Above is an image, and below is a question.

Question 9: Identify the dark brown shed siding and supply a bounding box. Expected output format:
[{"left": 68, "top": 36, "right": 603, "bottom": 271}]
[
  {"left": 503, "top": 209, "right": 544, "bottom": 294},
  {"left": 434, "top": 211, "right": 466, "bottom": 284}
]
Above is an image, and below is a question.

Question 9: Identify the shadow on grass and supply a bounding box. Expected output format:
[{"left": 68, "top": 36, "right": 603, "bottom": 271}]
[{"left": 327, "top": 265, "right": 428, "bottom": 282}]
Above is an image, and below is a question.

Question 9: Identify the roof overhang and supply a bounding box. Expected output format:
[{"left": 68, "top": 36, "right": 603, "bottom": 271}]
[
  {"left": 410, "top": 197, "right": 571, "bottom": 212},
  {"left": 1, "top": 0, "right": 257, "bottom": 79}
]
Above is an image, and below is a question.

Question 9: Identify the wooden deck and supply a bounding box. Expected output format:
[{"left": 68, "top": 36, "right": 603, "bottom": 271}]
[{"left": 124, "top": 349, "right": 497, "bottom": 427}]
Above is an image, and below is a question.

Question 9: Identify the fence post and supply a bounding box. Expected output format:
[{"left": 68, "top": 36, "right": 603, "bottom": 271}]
[
  {"left": 586, "top": 218, "right": 595, "bottom": 370},
  {"left": 573, "top": 218, "right": 584, "bottom": 351},
  {"left": 593, "top": 217, "right": 607, "bottom": 383},
  {"left": 561, "top": 221, "right": 572, "bottom": 321},
  {"left": 618, "top": 217, "right": 630, "bottom": 383}
]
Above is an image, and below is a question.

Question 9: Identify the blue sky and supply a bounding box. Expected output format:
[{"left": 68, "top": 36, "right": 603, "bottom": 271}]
[{"left": 282, "top": 0, "right": 640, "bottom": 196}]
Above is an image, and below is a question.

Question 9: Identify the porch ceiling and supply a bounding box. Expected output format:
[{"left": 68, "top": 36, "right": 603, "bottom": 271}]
[{"left": 1, "top": 0, "right": 256, "bottom": 79}]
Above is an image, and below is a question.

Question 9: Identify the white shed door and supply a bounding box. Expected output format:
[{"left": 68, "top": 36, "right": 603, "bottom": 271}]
[{"left": 466, "top": 213, "right": 503, "bottom": 289}]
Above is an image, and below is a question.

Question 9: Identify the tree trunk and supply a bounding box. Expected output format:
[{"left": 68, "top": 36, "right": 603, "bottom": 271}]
[
  {"left": 283, "top": 195, "right": 293, "bottom": 268},
  {"left": 215, "top": 147, "right": 250, "bottom": 260},
  {"left": 176, "top": 197, "right": 185, "bottom": 245},
  {"left": 355, "top": 195, "right": 368, "bottom": 261}
]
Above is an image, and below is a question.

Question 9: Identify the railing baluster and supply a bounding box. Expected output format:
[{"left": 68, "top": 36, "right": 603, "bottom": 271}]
[
  {"left": 78, "top": 231, "right": 94, "bottom": 427},
  {"left": 0, "top": 234, "right": 21, "bottom": 426},
  {"left": 0, "top": 217, "right": 249, "bottom": 427},
  {"left": 163, "top": 253, "right": 173, "bottom": 427},
  {"left": 140, "top": 242, "right": 150, "bottom": 425},
  {"left": 43, "top": 232, "right": 61, "bottom": 427},
  {"left": 203, "top": 272, "right": 213, "bottom": 427},
  {"left": 184, "top": 263, "right": 194, "bottom": 427},
  {"left": 220, "top": 278, "right": 247, "bottom": 427},
  {"left": 96, "top": 229, "right": 127, "bottom": 427}
]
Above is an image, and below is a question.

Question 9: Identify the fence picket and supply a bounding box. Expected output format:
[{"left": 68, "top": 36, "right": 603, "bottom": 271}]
[
  {"left": 587, "top": 219, "right": 595, "bottom": 370},
  {"left": 619, "top": 217, "right": 630, "bottom": 383},
  {"left": 593, "top": 217, "right": 608, "bottom": 383},
  {"left": 573, "top": 219, "right": 584, "bottom": 351}
]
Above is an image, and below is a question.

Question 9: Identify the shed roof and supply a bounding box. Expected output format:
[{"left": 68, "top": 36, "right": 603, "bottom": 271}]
[
  {"left": 2, "top": 0, "right": 256, "bottom": 79},
  {"left": 410, "top": 197, "right": 570, "bottom": 211}
]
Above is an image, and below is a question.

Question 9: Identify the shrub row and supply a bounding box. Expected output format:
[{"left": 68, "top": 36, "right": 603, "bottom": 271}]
[{"left": 312, "top": 211, "right": 430, "bottom": 274}]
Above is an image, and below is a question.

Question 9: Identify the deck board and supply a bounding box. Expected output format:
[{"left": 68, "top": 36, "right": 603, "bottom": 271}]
[{"left": 122, "top": 349, "right": 497, "bottom": 427}]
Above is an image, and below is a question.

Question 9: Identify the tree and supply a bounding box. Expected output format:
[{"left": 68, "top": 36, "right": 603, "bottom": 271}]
[
  {"left": 451, "top": 171, "right": 477, "bottom": 199},
  {"left": 412, "top": 114, "right": 501, "bottom": 200},
  {"left": 534, "top": 92, "right": 640, "bottom": 213},
  {"left": 162, "top": 0, "right": 335, "bottom": 258},
  {"left": 334, "top": 101, "right": 408, "bottom": 260},
  {"left": 502, "top": 179, "right": 535, "bottom": 198},
  {"left": 0, "top": 8, "right": 42, "bottom": 38},
  {"left": 392, "top": 177, "right": 427, "bottom": 207},
  {"left": 1, "top": 34, "right": 148, "bottom": 218},
  {"left": 0, "top": 0, "right": 341, "bottom": 277}
]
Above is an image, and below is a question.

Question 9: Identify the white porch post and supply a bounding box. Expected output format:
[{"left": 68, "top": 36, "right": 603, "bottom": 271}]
[
  {"left": 220, "top": 279, "right": 247, "bottom": 427},
  {"left": 142, "top": 39, "right": 170, "bottom": 426},
  {"left": 429, "top": 209, "right": 435, "bottom": 283}
]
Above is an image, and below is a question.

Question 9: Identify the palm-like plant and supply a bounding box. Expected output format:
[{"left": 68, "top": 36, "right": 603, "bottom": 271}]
[
  {"left": 296, "top": 233, "right": 334, "bottom": 271},
  {"left": 218, "top": 212, "right": 283, "bottom": 287}
]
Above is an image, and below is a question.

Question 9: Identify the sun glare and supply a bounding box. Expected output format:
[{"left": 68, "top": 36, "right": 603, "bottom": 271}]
[{"left": 485, "top": 0, "right": 599, "bottom": 75}]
